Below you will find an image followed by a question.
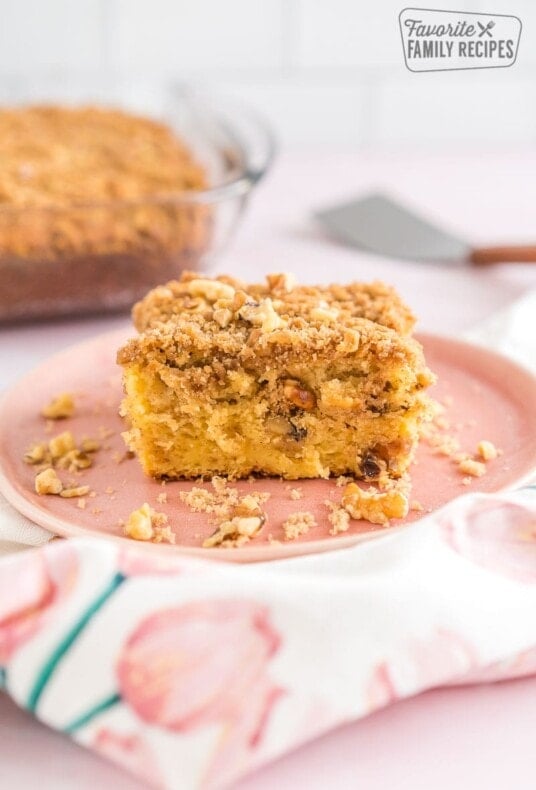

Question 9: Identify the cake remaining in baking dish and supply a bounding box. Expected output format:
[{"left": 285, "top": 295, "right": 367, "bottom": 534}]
[{"left": 117, "top": 271, "right": 435, "bottom": 480}]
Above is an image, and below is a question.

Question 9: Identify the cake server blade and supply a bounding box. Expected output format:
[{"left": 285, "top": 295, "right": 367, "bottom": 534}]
[{"left": 315, "top": 193, "right": 536, "bottom": 266}]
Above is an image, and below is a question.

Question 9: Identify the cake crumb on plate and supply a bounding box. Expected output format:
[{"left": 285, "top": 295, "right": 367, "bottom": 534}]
[
  {"left": 477, "top": 440, "right": 499, "bottom": 461},
  {"left": 282, "top": 512, "right": 316, "bottom": 540},
  {"left": 458, "top": 458, "right": 486, "bottom": 477},
  {"left": 41, "top": 393, "right": 74, "bottom": 420}
]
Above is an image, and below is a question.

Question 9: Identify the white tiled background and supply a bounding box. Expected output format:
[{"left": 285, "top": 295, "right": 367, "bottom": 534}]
[{"left": 0, "top": 0, "right": 534, "bottom": 147}]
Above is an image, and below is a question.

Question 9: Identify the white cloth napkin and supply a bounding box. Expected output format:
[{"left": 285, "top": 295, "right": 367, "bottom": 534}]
[
  {"left": 1, "top": 488, "right": 536, "bottom": 790},
  {"left": 0, "top": 495, "right": 51, "bottom": 556}
]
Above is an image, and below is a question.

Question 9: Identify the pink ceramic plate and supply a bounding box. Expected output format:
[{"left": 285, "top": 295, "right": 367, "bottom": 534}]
[{"left": 0, "top": 329, "right": 535, "bottom": 562}]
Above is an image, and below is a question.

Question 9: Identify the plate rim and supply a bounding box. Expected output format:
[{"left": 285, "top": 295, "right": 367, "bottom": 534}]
[{"left": 0, "top": 327, "right": 535, "bottom": 563}]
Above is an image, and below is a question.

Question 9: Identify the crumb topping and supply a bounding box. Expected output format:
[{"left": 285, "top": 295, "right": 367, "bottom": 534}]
[
  {"left": 282, "top": 512, "right": 316, "bottom": 540},
  {"left": 128, "top": 271, "right": 417, "bottom": 339},
  {"left": 0, "top": 105, "right": 206, "bottom": 209},
  {"left": 178, "top": 477, "right": 269, "bottom": 548},
  {"left": 325, "top": 500, "right": 351, "bottom": 535},
  {"left": 41, "top": 392, "right": 74, "bottom": 420}
]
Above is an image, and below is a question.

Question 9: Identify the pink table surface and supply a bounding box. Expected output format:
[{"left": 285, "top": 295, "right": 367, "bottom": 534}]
[{"left": 2, "top": 147, "right": 536, "bottom": 788}]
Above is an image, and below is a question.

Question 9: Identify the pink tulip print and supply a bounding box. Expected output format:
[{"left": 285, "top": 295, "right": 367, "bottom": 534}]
[
  {"left": 366, "top": 628, "right": 478, "bottom": 713},
  {"left": 459, "top": 644, "right": 536, "bottom": 685},
  {"left": 117, "top": 600, "right": 282, "bottom": 788},
  {"left": 117, "top": 546, "right": 195, "bottom": 578},
  {"left": 366, "top": 662, "right": 399, "bottom": 711},
  {"left": 0, "top": 542, "right": 77, "bottom": 667},
  {"left": 441, "top": 497, "right": 536, "bottom": 584},
  {"left": 93, "top": 728, "right": 164, "bottom": 789}
]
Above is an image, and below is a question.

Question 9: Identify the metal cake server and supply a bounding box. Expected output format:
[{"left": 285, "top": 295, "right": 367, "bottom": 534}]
[{"left": 316, "top": 193, "right": 536, "bottom": 266}]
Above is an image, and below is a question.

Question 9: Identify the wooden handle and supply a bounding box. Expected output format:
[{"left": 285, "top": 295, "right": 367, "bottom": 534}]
[{"left": 470, "top": 246, "right": 536, "bottom": 265}]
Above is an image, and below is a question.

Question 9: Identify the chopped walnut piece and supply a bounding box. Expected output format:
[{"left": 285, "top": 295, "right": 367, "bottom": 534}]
[
  {"left": 458, "top": 458, "right": 486, "bottom": 478},
  {"left": 282, "top": 511, "right": 316, "bottom": 540},
  {"left": 336, "top": 328, "right": 360, "bottom": 353},
  {"left": 35, "top": 468, "right": 63, "bottom": 495},
  {"left": 213, "top": 307, "right": 233, "bottom": 328},
  {"left": 310, "top": 301, "right": 339, "bottom": 323},
  {"left": 283, "top": 379, "right": 316, "bottom": 411},
  {"left": 60, "top": 485, "right": 90, "bottom": 498},
  {"left": 123, "top": 502, "right": 166, "bottom": 541},
  {"left": 341, "top": 482, "right": 409, "bottom": 526},
  {"left": 266, "top": 272, "right": 296, "bottom": 293},
  {"left": 156, "top": 492, "right": 167, "bottom": 505},
  {"left": 24, "top": 442, "right": 50, "bottom": 465},
  {"left": 48, "top": 431, "right": 76, "bottom": 459},
  {"left": 203, "top": 514, "right": 264, "bottom": 548},
  {"left": 80, "top": 437, "right": 100, "bottom": 453},
  {"left": 186, "top": 278, "right": 235, "bottom": 303},
  {"left": 232, "top": 494, "right": 263, "bottom": 517},
  {"left": 289, "top": 487, "right": 303, "bottom": 501},
  {"left": 231, "top": 289, "right": 248, "bottom": 312},
  {"left": 24, "top": 431, "right": 100, "bottom": 474},
  {"left": 56, "top": 449, "right": 92, "bottom": 472},
  {"left": 477, "top": 440, "right": 499, "bottom": 462},
  {"left": 180, "top": 479, "right": 269, "bottom": 548},
  {"left": 238, "top": 297, "right": 285, "bottom": 333},
  {"left": 41, "top": 392, "right": 74, "bottom": 420}
]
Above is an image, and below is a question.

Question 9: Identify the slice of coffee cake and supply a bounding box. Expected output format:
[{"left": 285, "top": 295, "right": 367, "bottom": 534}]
[{"left": 117, "top": 272, "right": 435, "bottom": 480}]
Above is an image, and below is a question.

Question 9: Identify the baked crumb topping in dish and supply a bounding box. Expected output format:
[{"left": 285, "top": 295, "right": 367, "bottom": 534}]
[
  {"left": 117, "top": 271, "right": 436, "bottom": 481},
  {"left": 0, "top": 105, "right": 206, "bottom": 209},
  {"left": 0, "top": 105, "right": 210, "bottom": 321}
]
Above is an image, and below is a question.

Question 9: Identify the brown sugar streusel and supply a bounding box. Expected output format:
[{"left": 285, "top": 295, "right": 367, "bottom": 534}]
[
  {"left": 324, "top": 500, "right": 351, "bottom": 535},
  {"left": 282, "top": 512, "right": 316, "bottom": 541},
  {"left": 178, "top": 477, "right": 270, "bottom": 548}
]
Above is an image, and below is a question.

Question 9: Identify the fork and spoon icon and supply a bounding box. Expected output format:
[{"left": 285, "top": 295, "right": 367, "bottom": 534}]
[{"left": 478, "top": 20, "right": 495, "bottom": 37}]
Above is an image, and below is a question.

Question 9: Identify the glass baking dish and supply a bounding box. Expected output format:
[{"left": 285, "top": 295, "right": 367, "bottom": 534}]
[{"left": 0, "top": 92, "right": 275, "bottom": 322}]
